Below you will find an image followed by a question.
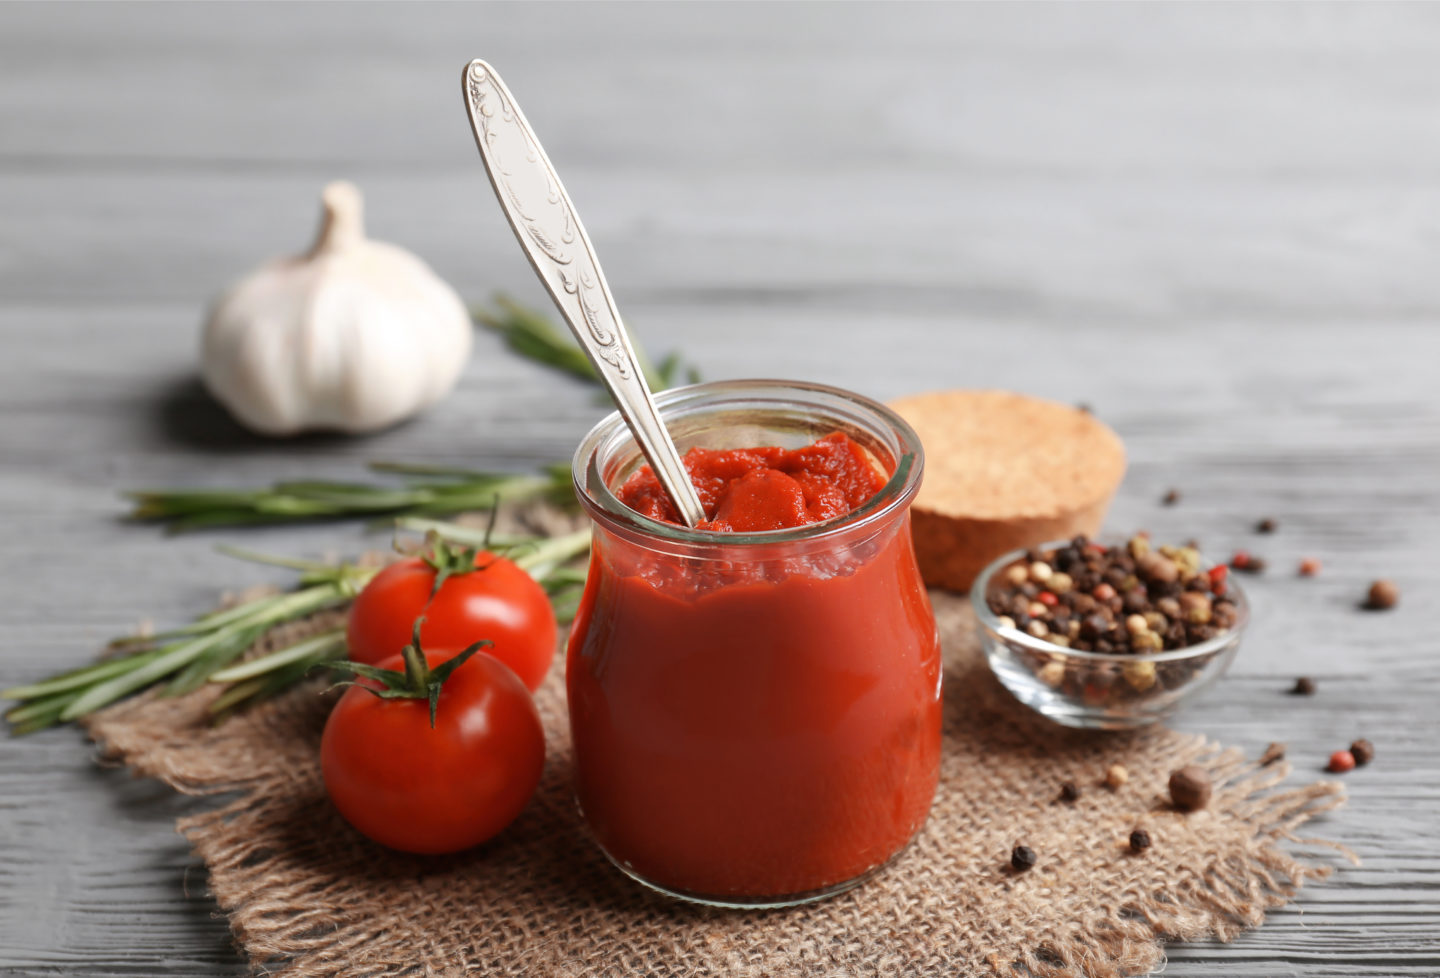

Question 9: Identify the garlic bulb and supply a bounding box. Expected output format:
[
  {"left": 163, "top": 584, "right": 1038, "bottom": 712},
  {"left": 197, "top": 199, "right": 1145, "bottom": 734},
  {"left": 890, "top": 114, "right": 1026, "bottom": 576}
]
[{"left": 201, "top": 182, "right": 473, "bottom": 435}]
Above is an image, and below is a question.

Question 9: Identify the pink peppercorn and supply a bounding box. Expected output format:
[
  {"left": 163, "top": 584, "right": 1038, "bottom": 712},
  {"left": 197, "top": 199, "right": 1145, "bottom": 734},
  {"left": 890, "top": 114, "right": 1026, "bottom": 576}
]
[
  {"left": 1207, "top": 564, "right": 1228, "bottom": 594},
  {"left": 1037, "top": 591, "right": 1058, "bottom": 607},
  {"left": 1327, "top": 750, "right": 1356, "bottom": 773},
  {"left": 1093, "top": 583, "right": 1117, "bottom": 602}
]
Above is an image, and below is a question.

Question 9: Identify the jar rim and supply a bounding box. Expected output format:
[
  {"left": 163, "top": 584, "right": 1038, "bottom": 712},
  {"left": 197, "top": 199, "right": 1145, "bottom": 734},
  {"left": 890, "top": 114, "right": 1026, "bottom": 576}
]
[{"left": 571, "top": 379, "right": 925, "bottom": 548}]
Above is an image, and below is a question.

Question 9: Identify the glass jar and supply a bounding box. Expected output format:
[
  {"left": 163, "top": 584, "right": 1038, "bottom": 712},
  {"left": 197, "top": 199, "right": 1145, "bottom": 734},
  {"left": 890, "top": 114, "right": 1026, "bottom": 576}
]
[{"left": 566, "top": 380, "right": 942, "bottom": 907}]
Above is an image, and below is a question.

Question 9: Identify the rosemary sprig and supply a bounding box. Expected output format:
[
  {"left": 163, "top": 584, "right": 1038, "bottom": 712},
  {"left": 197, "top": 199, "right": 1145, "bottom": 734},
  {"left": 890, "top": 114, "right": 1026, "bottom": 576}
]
[
  {"left": 473, "top": 295, "right": 702, "bottom": 392},
  {"left": 59, "top": 564, "right": 370, "bottom": 722},
  {"left": 126, "top": 466, "right": 570, "bottom": 532},
  {"left": 3, "top": 521, "right": 592, "bottom": 734}
]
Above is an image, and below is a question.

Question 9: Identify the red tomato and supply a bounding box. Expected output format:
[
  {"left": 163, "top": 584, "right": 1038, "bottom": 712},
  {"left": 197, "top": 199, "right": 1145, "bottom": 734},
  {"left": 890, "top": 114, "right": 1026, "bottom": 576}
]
[
  {"left": 347, "top": 551, "right": 556, "bottom": 690},
  {"left": 321, "top": 649, "right": 545, "bottom": 854}
]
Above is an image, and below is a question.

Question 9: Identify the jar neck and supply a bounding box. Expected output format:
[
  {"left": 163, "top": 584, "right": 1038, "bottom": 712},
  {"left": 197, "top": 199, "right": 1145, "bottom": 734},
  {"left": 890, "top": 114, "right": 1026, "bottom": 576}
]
[{"left": 572, "top": 380, "right": 925, "bottom": 560}]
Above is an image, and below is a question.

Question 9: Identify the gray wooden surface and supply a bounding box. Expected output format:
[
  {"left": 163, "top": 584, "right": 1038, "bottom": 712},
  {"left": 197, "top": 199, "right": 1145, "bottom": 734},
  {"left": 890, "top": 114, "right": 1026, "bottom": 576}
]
[{"left": 2, "top": 2, "right": 1438, "bottom": 975}]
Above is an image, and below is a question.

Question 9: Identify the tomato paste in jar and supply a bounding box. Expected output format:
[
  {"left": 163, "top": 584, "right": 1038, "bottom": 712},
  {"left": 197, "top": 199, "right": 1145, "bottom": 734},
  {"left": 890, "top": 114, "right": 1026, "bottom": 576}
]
[
  {"left": 617, "top": 432, "right": 888, "bottom": 532},
  {"left": 567, "top": 420, "right": 942, "bottom": 903}
]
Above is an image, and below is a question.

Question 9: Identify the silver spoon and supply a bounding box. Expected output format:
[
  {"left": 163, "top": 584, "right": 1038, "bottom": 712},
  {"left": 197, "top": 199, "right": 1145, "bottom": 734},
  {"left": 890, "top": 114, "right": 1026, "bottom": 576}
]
[{"left": 460, "top": 59, "right": 707, "bottom": 528}]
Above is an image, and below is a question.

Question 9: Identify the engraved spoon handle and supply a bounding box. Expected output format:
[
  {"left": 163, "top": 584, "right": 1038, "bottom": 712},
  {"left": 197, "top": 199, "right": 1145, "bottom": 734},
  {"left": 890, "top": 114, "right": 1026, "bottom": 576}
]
[{"left": 461, "top": 60, "right": 706, "bottom": 528}]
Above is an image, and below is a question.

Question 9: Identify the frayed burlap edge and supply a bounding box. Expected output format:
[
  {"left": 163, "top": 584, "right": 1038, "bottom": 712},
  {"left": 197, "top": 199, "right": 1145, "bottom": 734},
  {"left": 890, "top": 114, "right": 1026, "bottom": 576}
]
[{"left": 84, "top": 591, "right": 1352, "bottom": 978}]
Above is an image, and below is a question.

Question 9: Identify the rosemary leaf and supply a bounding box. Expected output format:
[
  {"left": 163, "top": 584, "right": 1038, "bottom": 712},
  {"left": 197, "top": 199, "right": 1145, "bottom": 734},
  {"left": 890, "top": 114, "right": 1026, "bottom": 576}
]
[
  {"left": 473, "top": 295, "right": 700, "bottom": 392},
  {"left": 165, "top": 623, "right": 269, "bottom": 697},
  {"left": 6, "top": 689, "right": 83, "bottom": 728},
  {"left": 2, "top": 650, "right": 164, "bottom": 700},
  {"left": 126, "top": 467, "right": 568, "bottom": 532},
  {"left": 474, "top": 295, "right": 600, "bottom": 384},
  {"left": 209, "top": 629, "right": 347, "bottom": 685},
  {"left": 208, "top": 656, "right": 330, "bottom": 721}
]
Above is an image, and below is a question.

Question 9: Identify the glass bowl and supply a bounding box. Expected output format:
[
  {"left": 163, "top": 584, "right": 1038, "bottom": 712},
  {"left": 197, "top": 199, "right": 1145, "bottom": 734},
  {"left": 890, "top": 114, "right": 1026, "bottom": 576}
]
[{"left": 970, "top": 542, "right": 1248, "bottom": 729}]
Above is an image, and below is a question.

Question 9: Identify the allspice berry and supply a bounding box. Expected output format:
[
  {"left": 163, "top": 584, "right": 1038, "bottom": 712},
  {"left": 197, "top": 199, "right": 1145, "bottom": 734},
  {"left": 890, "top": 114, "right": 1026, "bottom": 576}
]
[
  {"left": 1169, "top": 765, "right": 1212, "bottom": 811},
  {"left": 1350, "top": 738, "right": 1375, "bottom": 766},
  {"left": 1366, "top": 579, "right": 1400, "bottom": 610},
  {"left": 1129, "top": 828, "right": 1152, "bottom": 853}
]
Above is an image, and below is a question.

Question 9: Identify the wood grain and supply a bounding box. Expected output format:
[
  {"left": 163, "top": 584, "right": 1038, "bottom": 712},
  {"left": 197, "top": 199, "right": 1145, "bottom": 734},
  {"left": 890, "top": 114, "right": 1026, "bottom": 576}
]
[{"left": 1, "top": 3, "right": 1437, "bottom": 975}]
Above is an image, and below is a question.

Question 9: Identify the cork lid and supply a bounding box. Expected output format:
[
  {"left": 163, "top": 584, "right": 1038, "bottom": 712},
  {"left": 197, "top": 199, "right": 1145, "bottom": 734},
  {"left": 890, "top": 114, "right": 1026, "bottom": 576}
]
[{"left": 887, "top": 390, "right": 1125, "bottom": 521}]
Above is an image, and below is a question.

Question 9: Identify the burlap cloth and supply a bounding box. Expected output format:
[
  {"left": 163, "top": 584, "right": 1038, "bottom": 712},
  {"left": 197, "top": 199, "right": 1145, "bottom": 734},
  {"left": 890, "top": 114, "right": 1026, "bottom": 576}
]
[{"left": 85, "top": 592, "right": 1349, "bottom": 978}]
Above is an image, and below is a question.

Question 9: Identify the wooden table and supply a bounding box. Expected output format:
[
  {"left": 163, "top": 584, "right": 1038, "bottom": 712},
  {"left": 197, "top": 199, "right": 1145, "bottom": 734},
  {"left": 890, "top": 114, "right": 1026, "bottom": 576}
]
[{"left": 2, "top": 3, "right": 1437, "bottom": 974}]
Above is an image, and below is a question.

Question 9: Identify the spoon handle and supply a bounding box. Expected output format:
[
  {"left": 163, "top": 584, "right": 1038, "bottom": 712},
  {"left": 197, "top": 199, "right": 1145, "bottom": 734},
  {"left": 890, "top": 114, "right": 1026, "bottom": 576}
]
[{"left": 461, "top": 60, "right": 706, "bottom": 528}]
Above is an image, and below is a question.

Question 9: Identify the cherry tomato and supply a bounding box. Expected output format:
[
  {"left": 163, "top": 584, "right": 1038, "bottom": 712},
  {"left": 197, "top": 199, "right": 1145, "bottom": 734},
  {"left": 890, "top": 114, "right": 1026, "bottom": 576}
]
[
  {"left": 321, "top": 648, "right": 545, "bottom": 854},
  {"left": 347, "top": 551, "right": 556, "bottom": 690}
]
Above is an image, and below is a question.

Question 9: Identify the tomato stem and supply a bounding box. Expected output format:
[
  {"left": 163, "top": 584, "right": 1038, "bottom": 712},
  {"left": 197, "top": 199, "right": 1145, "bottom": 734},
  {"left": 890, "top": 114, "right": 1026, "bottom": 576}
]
[{"left": 330, "top": 619, "right": 491, "bottom": 729}]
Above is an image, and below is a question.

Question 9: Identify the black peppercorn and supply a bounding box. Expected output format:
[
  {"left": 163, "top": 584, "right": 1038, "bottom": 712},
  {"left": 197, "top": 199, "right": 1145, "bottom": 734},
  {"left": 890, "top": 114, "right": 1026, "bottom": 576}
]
[
  {"left": 1162, "top": 489, "right": 1181, "bottom": 506},
  {"left": 1350, "top": 738, "right": 1375, "bottom": 766},
  {"left": 1058, "top": 781, "right": 1079, "bottom": 803},
  {"left": 1129, "top": 828, "right": 1152, "bottom": 853},
  {"left": 1081, "top": 614, "right": 1111, "bottom": 641},
  {"left": 1256, "top": 518, "right": 1277, "bottom": 534},
  {"left": 1010, "top": 845, "right": 1037, "bottom": 871},
  {"left": 1290, "top": 677, "right": 1317, "bottom": 696}
]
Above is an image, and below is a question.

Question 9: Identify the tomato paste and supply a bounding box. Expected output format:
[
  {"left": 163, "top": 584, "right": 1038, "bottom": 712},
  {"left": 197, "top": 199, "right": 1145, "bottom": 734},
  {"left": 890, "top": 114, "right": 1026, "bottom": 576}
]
[
  {"left": 567, "top": 432, "right": 942, "bottom": 900},
  {"left": 616, "top": 432, "right": 887, "bottom": 532}
]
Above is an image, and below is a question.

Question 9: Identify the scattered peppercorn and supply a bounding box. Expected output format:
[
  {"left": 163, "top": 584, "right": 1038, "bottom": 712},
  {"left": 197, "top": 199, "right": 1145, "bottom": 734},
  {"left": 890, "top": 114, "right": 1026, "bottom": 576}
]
[
  {"left": 1162, "top": 489, "right": 1181, "bottom": 506},
  {"left": 1327, "top": 749, "right": 1356, "bottom": 773},
  {"left": 1259, "top": 742, "right": 1286, "bottom": 766},
  {"left": 1365, "top": 579, "right": 1400, "bottom": 610},
  {"left": 1255, "top": 518, "right": 1277, "bottom": 534},
  {"left": 1058, "top": 781, "right": 1080, "bottom": 803},
  {"left": 1349, "top": 738, "right": 1375, "bottom": 766},
  {"left": 1104, "top": 764, "right": 1129, "bottom": 789},
  {"left": 1169, "top": 765, "right": 1212, "bottom": 811},
  {"left": 1298, "top": 557, "right": 1321, "bottom": 577},
  {"left": 1129, "top": 828, "right": 1152, "bottom": 853},
  {"left": 1230, "top": 551, "right": 1266, "bottom": 574},
  {"left": 1011, "top": 845, "right": 1037, "bottom": 871},
  {"left": 1290, "top": 676, "right": 1316, "bottom": 696}
]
